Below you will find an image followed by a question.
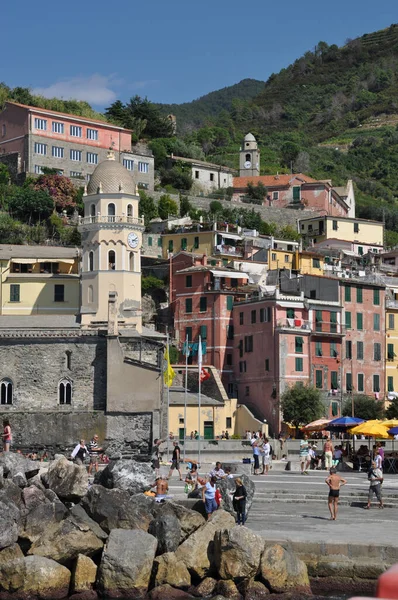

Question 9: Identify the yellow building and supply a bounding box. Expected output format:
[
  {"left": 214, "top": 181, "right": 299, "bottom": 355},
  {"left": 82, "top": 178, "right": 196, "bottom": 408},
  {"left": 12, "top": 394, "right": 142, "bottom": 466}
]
[
  {"left": 161, "top": 229, "right": 244, "bottom": 261},
  {"left": 0, "top": 245, "right": 79, "bottom": 316},
  {"left": 299, "top": 215, "right": 384, "bottom": 252},
  {"left": 386, "top": 299, "right": 398, "bottom": 398},
  {"left": 268, "top": 249, "right": 294, "bottom": 270},
  {"left": 294, "top": 250, "right": 325, "bottom": 275}
]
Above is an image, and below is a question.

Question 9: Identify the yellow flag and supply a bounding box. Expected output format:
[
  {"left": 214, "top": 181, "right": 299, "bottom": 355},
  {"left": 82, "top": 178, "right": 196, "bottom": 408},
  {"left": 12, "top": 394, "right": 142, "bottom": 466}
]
[{"left": 163, "top": 345, "right": 175, "bottom": 387}]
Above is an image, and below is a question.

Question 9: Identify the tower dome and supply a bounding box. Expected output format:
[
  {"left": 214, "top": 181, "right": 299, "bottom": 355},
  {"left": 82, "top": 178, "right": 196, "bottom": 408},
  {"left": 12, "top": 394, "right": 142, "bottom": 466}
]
[
  {"left": 87, "top": 152, "right": 136, "bottom": 196},
  {"left": 244, "top": 133, "right": 256, "bottom": 142}
]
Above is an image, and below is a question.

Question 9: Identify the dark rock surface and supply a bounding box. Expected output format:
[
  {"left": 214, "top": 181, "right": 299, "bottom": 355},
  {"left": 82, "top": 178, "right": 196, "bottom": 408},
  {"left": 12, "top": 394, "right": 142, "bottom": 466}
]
[{"left": 148, "top": 513, "right": 181, "bottom": 554}]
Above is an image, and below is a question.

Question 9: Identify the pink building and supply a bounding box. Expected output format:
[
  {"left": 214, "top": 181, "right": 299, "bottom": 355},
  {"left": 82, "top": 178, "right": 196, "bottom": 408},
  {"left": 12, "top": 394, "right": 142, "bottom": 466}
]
[
  {"left": 233, "top": 173, "right": 352, "bottom": 217},
  {"left": 340, "top": 281, "right": 385, "bottom": 398},
  {"left": 0, "top": 101, "right": 153, "bottom": 189}
]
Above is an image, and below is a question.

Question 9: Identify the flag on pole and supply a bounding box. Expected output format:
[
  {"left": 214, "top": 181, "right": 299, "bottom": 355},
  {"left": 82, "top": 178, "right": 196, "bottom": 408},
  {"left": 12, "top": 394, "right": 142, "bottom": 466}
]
[
  {"left": 200, "top": 368, "right": 211, "bottom": 382},
  {"left": 163, "top": 345, "right": 175, "bottom": 387}
]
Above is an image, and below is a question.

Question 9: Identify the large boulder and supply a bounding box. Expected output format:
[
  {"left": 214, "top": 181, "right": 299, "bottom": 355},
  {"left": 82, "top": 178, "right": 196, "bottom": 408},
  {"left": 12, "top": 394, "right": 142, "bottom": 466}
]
[
  {"left": 28, "top": 516, "right": 103, "bottom": 564},
  {"left": 237, "top": 579, "right": 270, "bottom": 599},
  {"left": 152, "top": 502, "right": 205, "bottom": 543},
  {"left": 21, "top": 485, "right": 67, "bottom": 544},
  {"left": 216, "top": 475, "right": 255, "bottom": 516},
  {"left": 260, "top": 544, "right": 311, "bottom": 594},
  {"left": 152, "top": 552, "right": 191, "bottom": 589},
  {"left": 175, "top": 509, "right": 235, "bottom": 579},
  {"left": 214, "top": 526, "right": 265, "bottom": 580},
  {"left": 95, "top": 459, "right": 154, "bottom": 495},
  {"left": 148, "top": 585, "right": 193, "bottom": 600},
  {"left": 0, "top": 453, "right": 40, "bottom": 481},
  {"left": 0, "top": 500, "right": 20, "bottom": 550},
  {"left": 0, "top": 478, "right": 23, "bottom": 509},
  {"left": 148, "top": 514, "right": 181, "bottom": 554},
  {"left": 216, "top": 579, "right": 242, "bottom": 600},
  {"left": 191, "top": 577, "right": 217, "bottom": 597},
  {"left": 81, "top": 485, "right": 154, "bottom": 533},
  {"left": 0, "top": 555, "right": 71, "bottom": 599},
  {"left": 42, "top": 456, "right": 88, "bottom": 502},
  {"left": 72, "top": 554, "right": 98, "bottom": 593},
  {"left": 0, "top": 543, "right": 24, "bottom": 566},
  {"left": 98, "top": 529, "right": 157, "bottom": 599}
]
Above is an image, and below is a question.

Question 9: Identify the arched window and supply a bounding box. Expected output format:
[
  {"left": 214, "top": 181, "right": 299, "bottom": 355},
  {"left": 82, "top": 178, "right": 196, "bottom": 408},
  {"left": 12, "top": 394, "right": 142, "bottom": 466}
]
[
  {"left": 90, "top": 204, "right": 96, "bottom": 218},
  {"left": 245, "top": 153, "right": 251, "bottom": 162},
  {"left": 129, "top": 252, "right": 135, "bottom": 271},
  {"left": 65, "top": 351, "right": 72, "bottom": 370},
  {"left": 0, "top": 378, "right": 13, "bottom": 405},
  {"left": 89, "top": 251, "right": 94, "bottom": 272},
  {"left": 108, "top": 250, "right": 116, "bottom": 270},
  {"left": 108, "top": 203, "right": 116, "bottom": 223},
  {"left": 88, "top": 285, "right": 93, "bottom": 303},
  {"left": 127, "top": 204, "right": 133, "bottom": 218},
  {"left": 59, "top": 379, "right": 72, "bottom": 405}
]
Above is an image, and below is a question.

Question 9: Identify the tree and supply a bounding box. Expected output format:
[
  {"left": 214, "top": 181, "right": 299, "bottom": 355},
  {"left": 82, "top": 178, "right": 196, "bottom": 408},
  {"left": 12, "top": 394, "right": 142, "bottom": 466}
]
[
  {"left": 243, "top": 182, "right": 267, "bottom": 205},
  {"left": 139, "top": 191, "right": 158, "bottom": 225},
  {"left": 293, "top": 151, "right": 310, "bottom": 173},
  {"left": 281, "top": 142, "right": 300, "bottom": 168},
  {"left": 180, "top": 196, "right": 192, "bottom": 217},
  {"left": 209, "top": 200, "right": 223, "bottom": 214},
  {"left": 32, "top": 174, "right": 77, "bottom": 211},
  {"left": 105, "top": 96, "right": 174, "bottom": 140},
  {"left": 160, "top": 166, "right": 192, "bottom": 191},
  {"left": 342, "top": 395, "right": 385, "bottom": 420},
  {"left": 158, "top": 194, "right": 178, "bottom": 220},
  {"left": 281, "top": 384, "right": 325, "bottom": 430},
  {"left": 386, "top": 397, "right": 398, "bottom": 419},
  {"left": 8, "top": 187, "right": 54, "bottom": 223},
  {"left": 0, "top": 163, "right": 9, "bottom": 185}
]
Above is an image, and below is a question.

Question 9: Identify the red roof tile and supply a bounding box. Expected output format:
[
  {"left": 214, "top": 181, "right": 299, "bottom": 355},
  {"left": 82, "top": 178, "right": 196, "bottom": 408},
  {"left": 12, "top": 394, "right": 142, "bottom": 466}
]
[{"left": 233, "top": 173, "right": 318, "bottom": 189}]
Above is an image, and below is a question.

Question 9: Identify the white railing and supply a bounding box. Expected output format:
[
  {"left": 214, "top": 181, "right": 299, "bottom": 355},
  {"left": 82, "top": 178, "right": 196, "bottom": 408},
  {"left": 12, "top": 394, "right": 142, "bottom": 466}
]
[
  {"left": 79, "top": 215, "right": 144, "bottom": 226},
  {"left": 276, "top": 319, "right": 311, "bottom": 331}
]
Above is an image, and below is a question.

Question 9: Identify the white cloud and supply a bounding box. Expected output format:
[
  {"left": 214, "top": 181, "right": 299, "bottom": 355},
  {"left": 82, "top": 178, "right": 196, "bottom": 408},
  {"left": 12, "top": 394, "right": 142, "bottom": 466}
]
[
  {"left": 32, "top": 74, "right": 117, "bottom": 105},
  {"left": 128, "top": 80, "right": 159, "bottom": 91}
]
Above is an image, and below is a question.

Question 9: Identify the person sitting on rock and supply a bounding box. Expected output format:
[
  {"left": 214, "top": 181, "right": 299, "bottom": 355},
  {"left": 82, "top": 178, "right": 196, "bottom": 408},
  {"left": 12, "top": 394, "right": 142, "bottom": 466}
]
[
  {"left": 209, "top": 461, "right": 226, "bottom": 479},
  {"left": 151, "top": 476, "right": 169, "bottom": 502}
]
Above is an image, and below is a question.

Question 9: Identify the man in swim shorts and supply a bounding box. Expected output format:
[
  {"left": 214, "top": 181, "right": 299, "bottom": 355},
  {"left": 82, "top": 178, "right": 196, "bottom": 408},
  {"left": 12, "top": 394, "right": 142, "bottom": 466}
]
[{"left": 325, "top": 467, "right": 347, "bottom": 520}]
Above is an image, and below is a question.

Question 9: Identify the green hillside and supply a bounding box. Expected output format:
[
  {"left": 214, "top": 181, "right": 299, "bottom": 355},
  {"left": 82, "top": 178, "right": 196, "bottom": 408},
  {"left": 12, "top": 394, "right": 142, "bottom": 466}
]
[{"left": 157, "top": 78, "right": 265, "bottom": 132}]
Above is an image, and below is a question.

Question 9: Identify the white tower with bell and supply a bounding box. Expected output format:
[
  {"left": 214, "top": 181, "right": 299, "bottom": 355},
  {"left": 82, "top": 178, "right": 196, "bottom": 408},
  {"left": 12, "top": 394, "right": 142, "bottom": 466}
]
[
  {"left": 239, "top": 133, "right": 260, "bottom": 177},
  {"left": 78, "top": 151, "right": 145, "bottom": 332}
]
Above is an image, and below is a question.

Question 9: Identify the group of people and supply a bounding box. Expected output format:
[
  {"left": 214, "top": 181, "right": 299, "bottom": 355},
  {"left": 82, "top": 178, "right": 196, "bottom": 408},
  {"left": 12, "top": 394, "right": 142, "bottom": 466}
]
[
  {"left": 299, "top": 436, "right": 347, "bottom": 474},
  {"left": 71, "top": 435, "right": 108, "bottom": 473},
  {"left": 251, "top": 432, "right": 273, "bottom": 475}
]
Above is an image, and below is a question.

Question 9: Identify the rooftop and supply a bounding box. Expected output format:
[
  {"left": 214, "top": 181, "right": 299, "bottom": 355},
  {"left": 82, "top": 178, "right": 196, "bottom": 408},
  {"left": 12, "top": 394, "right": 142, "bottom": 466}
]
[
  {"left": 169, "top": 155, "right": 235, "bottom": 172},
  {"left": 0, "top": 245, "right": 78, "bottom": 260},
  {"left": 4, "top": 101, "right": 132, "bottom": 131},
  {"left": 233, "top": 173, "right": 317, "bottom": 189}
]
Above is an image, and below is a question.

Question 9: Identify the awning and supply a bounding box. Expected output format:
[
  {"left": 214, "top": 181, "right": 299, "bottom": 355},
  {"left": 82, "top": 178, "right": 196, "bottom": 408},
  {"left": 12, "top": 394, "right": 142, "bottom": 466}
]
[
  {"left": 210, "top": 270, "right": 248, "bottom": 278},
  {"left": 219, "top": 233, "right": 242, "bottom": 241},
  {"left": 342, "top": 250, "right": 357, "bottom": 257},
  {"left": 37, "top": 258, "right": 75, "bottom": 264},
  {"left": 12, "top": 258, "right": 37, "bottom": 264}
]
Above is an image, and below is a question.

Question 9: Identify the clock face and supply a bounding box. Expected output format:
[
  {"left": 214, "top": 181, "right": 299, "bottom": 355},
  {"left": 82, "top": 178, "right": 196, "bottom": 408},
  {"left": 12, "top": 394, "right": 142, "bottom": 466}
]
[
  {"left": 244, "top": 160, "right": 252, "bottom": 169},
  {"left": 127, "top": 232, "right": 139, "bottom": 249}
]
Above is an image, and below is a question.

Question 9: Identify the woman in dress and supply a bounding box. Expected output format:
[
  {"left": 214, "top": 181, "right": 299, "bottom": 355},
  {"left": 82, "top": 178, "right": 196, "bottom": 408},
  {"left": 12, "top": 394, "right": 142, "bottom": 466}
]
[{"left": 233, "top": 477, "right": 247, "bottom": 525}]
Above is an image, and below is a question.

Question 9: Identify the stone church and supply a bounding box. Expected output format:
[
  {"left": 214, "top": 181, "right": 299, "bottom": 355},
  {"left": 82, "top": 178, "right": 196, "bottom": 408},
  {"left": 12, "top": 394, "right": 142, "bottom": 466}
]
[{"left": 0, "top": 153, "right": 165, "bottom": 455}]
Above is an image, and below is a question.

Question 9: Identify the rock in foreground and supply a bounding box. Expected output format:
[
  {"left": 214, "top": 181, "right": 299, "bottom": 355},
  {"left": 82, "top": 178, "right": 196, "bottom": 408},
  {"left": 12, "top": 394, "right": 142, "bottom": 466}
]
[
  {"left": 214, "top": 526, "right": 265, "bottom": 580},
  {"left": 0, "top": 555, "right": 70, "bottom": 599},
  {"left": 98, "top": 529, "right": 157, "bottom": 598},
  {"left": 260, "top": 544, "right": 311, "bottom": 593},
  {"left": 95, "top": 459, "right": 154, "bottom": 495},
  {"left": 42, "top": 457, "right": 88, "bottom": 502}
]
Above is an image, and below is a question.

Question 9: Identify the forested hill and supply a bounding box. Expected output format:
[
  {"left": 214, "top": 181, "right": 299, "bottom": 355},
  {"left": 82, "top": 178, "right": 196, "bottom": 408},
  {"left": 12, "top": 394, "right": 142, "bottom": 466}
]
[
  {"left": 245, "top": 24, "right": 398, "bottom": 140},
  {"left": 157, "top": 78, "right": 265, "bottom": 132}
]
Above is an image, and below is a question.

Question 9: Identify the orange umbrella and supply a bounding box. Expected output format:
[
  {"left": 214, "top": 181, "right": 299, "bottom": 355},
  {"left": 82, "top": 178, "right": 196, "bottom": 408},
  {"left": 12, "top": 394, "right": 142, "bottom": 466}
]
[{"left": 301, "top": 418, "right": 331, "bottom": 432}]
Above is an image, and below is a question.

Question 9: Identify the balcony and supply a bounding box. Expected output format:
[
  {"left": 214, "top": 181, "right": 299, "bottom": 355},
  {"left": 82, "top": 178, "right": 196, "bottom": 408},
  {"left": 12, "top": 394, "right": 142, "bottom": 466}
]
[
  {"left": 312, "top": 321, "right": 345, "bottom": 336},
  {"left": 386, "top": 298, "right": 398, "bottom": 309},
  {"left": 78, "top": 215, "right": 144, "bottom": 227},
  {"left": 276, "top": 318, "right": 311, "bottom": 332},
  {"left": 214, "top": 245, "right": 244, "bottom": 257}
]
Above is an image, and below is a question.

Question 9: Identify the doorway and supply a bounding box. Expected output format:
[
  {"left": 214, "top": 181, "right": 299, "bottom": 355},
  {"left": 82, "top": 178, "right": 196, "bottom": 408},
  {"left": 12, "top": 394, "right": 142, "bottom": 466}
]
[{"left": 204, "top": 421, "right": 214, "bottom": 440}]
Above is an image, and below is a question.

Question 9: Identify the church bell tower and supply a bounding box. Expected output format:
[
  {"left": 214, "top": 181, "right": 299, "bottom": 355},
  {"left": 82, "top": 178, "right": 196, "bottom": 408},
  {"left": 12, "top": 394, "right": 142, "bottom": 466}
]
[{"left": 239, "top": 133, "right": 260, "bottom": 177}]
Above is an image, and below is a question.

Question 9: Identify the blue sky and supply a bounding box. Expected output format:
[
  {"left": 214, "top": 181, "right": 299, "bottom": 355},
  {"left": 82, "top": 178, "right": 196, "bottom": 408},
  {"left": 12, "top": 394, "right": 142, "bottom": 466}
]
[{"left": 3, "top": 0, "right": 397, "bottom": 108}]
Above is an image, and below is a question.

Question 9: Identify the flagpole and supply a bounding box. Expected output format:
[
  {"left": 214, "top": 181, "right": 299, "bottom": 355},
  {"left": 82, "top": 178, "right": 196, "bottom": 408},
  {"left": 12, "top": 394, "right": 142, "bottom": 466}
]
[
  {"left": 198, "top": 335, "right": 202, "bottom": 466},
  {"left": 183, "top": 335, "right": 188, "bottom": 462}
]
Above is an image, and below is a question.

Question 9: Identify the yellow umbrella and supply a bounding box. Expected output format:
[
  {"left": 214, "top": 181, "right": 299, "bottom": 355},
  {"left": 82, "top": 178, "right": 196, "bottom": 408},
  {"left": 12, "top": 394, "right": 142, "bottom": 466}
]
[
  {"left": 301, "top": 418, "right": 331, "bottom": 432},
  {"left": 349, "top": 420, "right": 392, "bottom": 439},
  {"left": 382, "top": 419, "right": 398, "bottom": 428}
]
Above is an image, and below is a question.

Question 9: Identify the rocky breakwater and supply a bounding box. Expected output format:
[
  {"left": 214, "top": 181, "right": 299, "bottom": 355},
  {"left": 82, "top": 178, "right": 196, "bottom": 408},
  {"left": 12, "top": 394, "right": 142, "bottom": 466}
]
[{"left": 0, "top": 454, "right": 311, "bottom": 600}]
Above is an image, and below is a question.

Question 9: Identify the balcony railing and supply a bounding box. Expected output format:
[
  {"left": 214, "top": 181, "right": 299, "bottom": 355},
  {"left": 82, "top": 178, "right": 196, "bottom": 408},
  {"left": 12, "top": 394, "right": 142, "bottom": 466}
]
[
  {"left": 79, "top": 215, "right": 144, "bottom": 226},
  {"left": 214, "top": 245, "right": 244, "bottom": 257},
  {"left": 276, "top": 318, "right": 311, "bottom": 331},
  {"left": 386, "top": 298, "right": 398, "bottom": 309},
  {"left": 313, "top": 321, "right": 345, "bottom": 335}
]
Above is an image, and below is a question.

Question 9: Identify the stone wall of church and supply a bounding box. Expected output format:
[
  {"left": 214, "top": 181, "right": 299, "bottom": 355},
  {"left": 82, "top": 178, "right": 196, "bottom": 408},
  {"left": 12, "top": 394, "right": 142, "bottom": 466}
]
[{"left": 0, "top": 335, "right": 107, "bottom": 411}]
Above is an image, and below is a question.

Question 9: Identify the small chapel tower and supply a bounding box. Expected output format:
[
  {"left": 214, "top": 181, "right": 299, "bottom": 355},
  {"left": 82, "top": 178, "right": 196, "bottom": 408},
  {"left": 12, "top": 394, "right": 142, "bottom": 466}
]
[
  {"left": 239, "top": 133, "right": 260, "bottom": 177},
  {"left": 78, "top": 151, "right": 144, "bottom": 332}
]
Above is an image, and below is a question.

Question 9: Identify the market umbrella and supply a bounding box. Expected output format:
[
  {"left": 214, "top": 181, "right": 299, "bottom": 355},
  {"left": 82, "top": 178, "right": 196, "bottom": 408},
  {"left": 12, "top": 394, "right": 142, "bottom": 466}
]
[
  {"left": 326, "top": 416, "right": 364, "bottom": 431},
  {"left": 387, "top": 426, "right": 398, "bottom": 435},
  {"left": 301, "top": 418, "right": 331, "bottom": 432},
  {"left": 349, "top": 420, "right": 392, "bottom": 439},
  {"left": 382, "top": 419, "right": 398, "bottom": 428}
]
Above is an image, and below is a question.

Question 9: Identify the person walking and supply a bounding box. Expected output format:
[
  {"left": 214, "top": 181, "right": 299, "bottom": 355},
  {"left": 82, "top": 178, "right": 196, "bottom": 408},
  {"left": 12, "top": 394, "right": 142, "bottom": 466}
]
[
  {"left": 88, "top": 434, "right": 103, "bottom": 475},
  {"left": 325, "top": 467, "right": 347, "bottom": 520},
  {"left": 168, "top": 440, "right": 183, "bottom": 480},
  {"left": 299, "top": 436, "right": 310, "bottom": 475},
  {"left": 202, "top": 475, "right": 218, "bottom": 520},
  {"left": 2, "top": 419, "right": 12, "bottom": 452},
  {"left": 233, "top": 477, "right": 247, "bottom": 525},
  {"left": 324, "top": 439, "right": 333, "bottom": 470},
  {"left": 71, "top": 439, "right": 88, "bottom": 465},
  {"left": 365, "top": 460, "right": 384, "bottom": 509}
]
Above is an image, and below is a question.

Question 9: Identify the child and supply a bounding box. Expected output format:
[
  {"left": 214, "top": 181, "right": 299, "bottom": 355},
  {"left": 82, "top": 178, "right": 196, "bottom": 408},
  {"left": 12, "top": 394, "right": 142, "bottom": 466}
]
[{"left": 325, "top": 467, "right": 347, "bottom": 520}]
